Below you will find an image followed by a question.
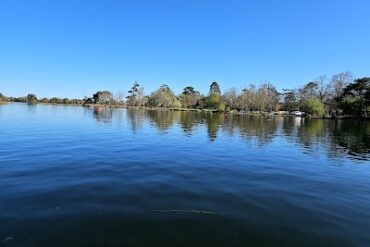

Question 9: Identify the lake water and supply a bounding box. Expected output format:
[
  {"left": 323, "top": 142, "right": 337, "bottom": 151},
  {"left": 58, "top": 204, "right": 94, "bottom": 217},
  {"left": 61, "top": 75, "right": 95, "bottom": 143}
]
[{"left": 0, "top": 103, "right": 369, "bottom": 247}]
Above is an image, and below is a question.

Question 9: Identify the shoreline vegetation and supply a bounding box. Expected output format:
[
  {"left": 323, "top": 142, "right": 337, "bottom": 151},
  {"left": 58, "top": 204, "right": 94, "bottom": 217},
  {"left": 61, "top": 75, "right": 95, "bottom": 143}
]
[{"left": 1, "top": 72, "right": 369, "bottom": 119}]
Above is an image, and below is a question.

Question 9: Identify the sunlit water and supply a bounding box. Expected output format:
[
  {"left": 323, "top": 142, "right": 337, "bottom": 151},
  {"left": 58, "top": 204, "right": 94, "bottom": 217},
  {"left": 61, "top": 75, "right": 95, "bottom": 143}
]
[{"left": 0, "top": 103, "right": 369, "bottom": 247}]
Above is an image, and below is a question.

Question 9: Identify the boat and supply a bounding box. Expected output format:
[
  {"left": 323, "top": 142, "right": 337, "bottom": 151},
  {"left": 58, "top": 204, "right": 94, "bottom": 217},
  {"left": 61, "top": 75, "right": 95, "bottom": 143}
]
[{"left": 291, "top": 111, "right": 305, "bottom": 116}]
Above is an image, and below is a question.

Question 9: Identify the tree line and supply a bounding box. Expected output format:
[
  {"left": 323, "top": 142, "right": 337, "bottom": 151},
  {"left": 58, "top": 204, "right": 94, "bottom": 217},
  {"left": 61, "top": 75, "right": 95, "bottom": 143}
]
[{"left": 1, "top": 72, "right": 369, "bottom": 117}]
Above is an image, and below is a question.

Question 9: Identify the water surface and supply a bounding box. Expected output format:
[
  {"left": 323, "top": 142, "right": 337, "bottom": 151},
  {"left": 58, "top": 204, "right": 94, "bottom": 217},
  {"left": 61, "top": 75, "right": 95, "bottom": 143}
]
[{"left": 0, "top": 103, "right": 369, "bottom": 246}]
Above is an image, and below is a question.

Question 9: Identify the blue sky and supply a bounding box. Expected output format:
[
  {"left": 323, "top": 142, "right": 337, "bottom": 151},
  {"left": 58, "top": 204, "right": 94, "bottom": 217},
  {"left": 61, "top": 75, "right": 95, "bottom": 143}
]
[{"left": 0, "top": 0, "right": 369, "bottom": 98}]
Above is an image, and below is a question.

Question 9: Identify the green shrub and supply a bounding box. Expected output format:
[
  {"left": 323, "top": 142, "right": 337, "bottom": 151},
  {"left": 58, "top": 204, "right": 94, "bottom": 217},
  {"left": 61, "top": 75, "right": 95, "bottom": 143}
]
[
  {"left": 339, "top": 96, "right": 362, "bottom": 116},
  {"left": 302, "top": 98, "right": 325, "bottom": 116}
]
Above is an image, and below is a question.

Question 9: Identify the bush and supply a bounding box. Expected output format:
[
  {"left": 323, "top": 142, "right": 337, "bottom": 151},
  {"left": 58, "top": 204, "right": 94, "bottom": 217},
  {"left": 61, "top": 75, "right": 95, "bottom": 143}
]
[
  {"left": 339, "top": 96, "right": 362, "bottom": 116},
  {"left": 217, "top": 103, "right": 226, "bottom": 112},
  {"left": 206, "top": 94, "right": 222, "bottom": 109},
  {"left": 148, "top": 85, "right": 180, "bottom": 108},
  {"left": 302, "top": 98, "right": 325, "bottom": 116}
]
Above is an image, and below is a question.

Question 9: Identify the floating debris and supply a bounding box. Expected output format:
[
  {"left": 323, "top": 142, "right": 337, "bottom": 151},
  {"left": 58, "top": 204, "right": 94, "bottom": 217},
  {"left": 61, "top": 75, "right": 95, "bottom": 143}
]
[{"left": 149, "top": 209, "right": 221, "bottom": 215}]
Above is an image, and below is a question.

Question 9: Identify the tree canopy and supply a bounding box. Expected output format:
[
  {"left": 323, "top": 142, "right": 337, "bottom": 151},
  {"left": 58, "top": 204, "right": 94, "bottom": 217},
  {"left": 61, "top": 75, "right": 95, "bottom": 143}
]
[{"left": 93, "top": 91, "right": 113, "bottom": 104}]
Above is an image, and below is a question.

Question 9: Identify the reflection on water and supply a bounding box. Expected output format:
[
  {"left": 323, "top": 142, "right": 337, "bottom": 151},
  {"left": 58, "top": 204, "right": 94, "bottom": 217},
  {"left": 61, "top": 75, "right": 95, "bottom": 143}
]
[
  {"left": 1, "top": 103, "right": 370, "bottom": 247},
  {"left": 26, "top": 102, "right": 38, "bottom": 114},
  {"left": 92, "top": 106, "right": 114, "bottom": 123},
  {"left": 90, "top": 107, "right": 369, "bottom": 160}
]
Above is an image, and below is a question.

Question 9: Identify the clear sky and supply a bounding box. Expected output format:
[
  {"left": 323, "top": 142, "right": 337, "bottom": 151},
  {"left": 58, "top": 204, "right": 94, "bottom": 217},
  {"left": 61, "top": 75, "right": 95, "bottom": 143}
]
[{"left": 0, "top": 0, "right": 369, "bottom": 98}]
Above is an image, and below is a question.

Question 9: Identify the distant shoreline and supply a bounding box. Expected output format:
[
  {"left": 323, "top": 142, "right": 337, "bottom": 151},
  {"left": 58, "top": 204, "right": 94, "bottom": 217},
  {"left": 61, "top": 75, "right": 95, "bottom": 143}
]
[
  {"left": 1, "top": 76, "right": 369, "bottom": 119},
  {"left": 3, "top": 101, "right": 368, "bottom": 120}
]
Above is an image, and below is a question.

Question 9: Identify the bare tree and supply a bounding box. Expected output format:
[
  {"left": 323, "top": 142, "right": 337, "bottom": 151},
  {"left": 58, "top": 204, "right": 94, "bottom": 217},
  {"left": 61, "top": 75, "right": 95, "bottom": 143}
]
[
  {"left": 315, "top": 75, "right": 327, "bottom": 101},
  {"left": 238, "top": 84, "right": 257, "bottom": 111},
  {"left": 136, "top": 87, "right": 145, "bottom": 107},
  {"left": 222, "top": 88, "right": 239, "bottom": 110},
  {"left": 329, "top": 72, "right": 353, "bottom": 99},
  {"left": 114, "top": 91, "right": 125, "bottom": 105},
  {"left": 299, "top": 81, "right": 318, "bottom": 100},
  {"left": 254, "top": 83, "right": 280, "bottom": 112},
  {"left": 325, "top": 72, "right": 353, "bottom": 115}
]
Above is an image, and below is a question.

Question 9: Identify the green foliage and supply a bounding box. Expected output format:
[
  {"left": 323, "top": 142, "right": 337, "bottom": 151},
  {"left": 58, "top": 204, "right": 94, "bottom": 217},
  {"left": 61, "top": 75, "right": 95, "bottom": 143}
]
[
  {"left": 40, "top": 98, "right": 49, "bottom": 103},
  {"left": 179, "top": 86, "right": 201, "bottom": 108},
  {"left": 148, "top": 84, "right": 181, "bottom": 108},
  {"left": 339, "top": 96, "right": 362, "bottom": 116},
  {"left": 282, "top": 89, "right": 298, "bottom": 111},
  {"left": 301, "top": 98, "right": 325, "bottom": 116},
  {"left": 339, "top": 77, "right": 370, "bottom": 116},
  {"left": 217, "top": 102, "right": 226, "bottom": 112},
  {"left": 50, "top": 97, "right": 63, "bottom": 104},
  {"left": 299, "top": 82, "right": 318, "bottom": 100},
  {"left": 93, "top": 91, "right": 113, "bottom": 104},
  {"left": 2, "top": 73, "right": 368, "bottom": 117},
  {"left": 209, "top": 81, "right": 221, "bottom": 95},
  {"left": 83, "top": 97, "right": 94, "bottom": 104},
  {"left": 206, "top": 93, "right": 221, "bottom": 109},
  {"left": 204, "top": 93, "right": 226, "bottom": 112},
  {"left": 256, "top": 84, "right": 280, "bottom": 112},
  {"left": 27, "top": 94, "right": 37, "bottom": 103},
  {"left": 172, "top": 99, "right": 182, "bottom": 108}
]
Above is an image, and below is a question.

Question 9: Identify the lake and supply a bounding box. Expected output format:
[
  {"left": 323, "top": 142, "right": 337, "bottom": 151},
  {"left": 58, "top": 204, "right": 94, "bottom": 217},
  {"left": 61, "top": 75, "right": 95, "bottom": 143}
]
[{"left": 0, "top": 103, "right": 369, "bottom": 247}]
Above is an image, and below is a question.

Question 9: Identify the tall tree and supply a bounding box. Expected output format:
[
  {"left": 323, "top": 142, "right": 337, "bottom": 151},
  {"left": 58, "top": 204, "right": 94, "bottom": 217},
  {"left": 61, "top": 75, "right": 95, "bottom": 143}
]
[
  {"left": 209, "top": 81, "right": 221, "bottom": 95},
  {"left": 222, "top": 88, "right": 239, "bottom": 110},
  {"left": 27, "top": 93, "right": 37, "bottom": 103},
  {"left": 299, "top": 82, "right": 318, "bottom": 100},
  {"left": 325, "top": 72, "right": 353, "bottom": 115},
  {"left": 254, "top": 84, "right": 280, "bottom": 112},
  {"left": 206, "top": 81, "right": 224, "bottom": 110},
  {"left": 282, "top": 89, "right": 298, "bottom": 111},
  {"left": 238, "top": 85, "right": 257, "bottom": 111},
  {"left": 148, "top": 84, "right": 181, "bottom": 108},
  {"left": 314, "top": 75, "right": 327, "bottom": 101},
  {"left": 301, "top": 98, "right": 325, "bottom": 116},
  {"left": 179, "top": 86, "right": 201, "bottom": 108},
  {"left": 330, "top": 72, "right": 352, "bottom": 99},
  {"left": 339, "top": 77, "right": 370, "bottom": 116},
  {"left": 93, "top": 91, "right": 113, "bottom": 104},
  {"left": 126, "top": 82, "right": 144, "bottom": 106}
]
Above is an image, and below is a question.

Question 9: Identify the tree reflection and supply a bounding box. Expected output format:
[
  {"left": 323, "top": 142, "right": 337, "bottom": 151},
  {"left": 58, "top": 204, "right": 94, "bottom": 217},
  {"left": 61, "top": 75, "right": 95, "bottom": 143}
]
[
  {"left": 226, "top": 115, "right": 280, "bottom": 145},
  {"left": 122, "top": 109, "right": 369, "bottom": 160},
  {"left": 146, "top": 110, "right": 176, "bottom": 132},
  {"left": 126, "top": 108, "right": 146, "bottom": 132},
  {"left": 330, "top": 120, "right": 370, "bottom": 159},
  {"left": 92, "top": 106, "right": 113, "bottom": 123},
  {"left": 296, "top": 119, "right": 327, "bottom": 147},
  {"left": 205, "top": 113, "right": 224, "bottom": 141},
  {"left": 282, "top": 117, "right": 370, "bottom": 159},
  {"left": 179, "top": 111, "right": 199, "bottom": 136},
  {"left": 26, "top": 102, "right": 37, "bottom": 115}
]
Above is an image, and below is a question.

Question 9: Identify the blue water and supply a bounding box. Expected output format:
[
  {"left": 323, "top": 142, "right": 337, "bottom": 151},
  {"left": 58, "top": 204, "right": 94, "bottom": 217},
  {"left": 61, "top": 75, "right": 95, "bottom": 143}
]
[{"left": 0, "top": 103, "right": 369, "bottom": 246}]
